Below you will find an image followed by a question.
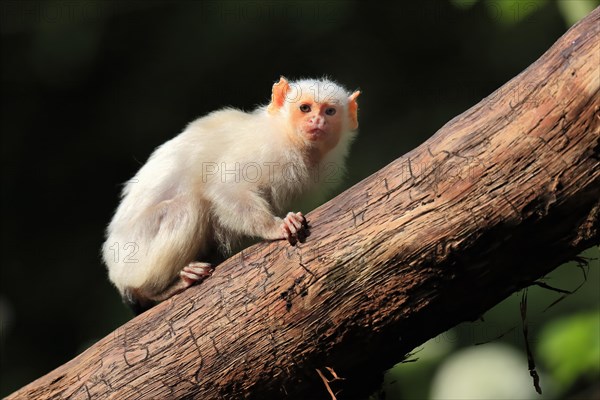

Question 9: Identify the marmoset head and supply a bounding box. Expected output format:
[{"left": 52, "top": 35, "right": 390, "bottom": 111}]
[{"left": 267, "top": 76, "right": 360, "bottom": 155}]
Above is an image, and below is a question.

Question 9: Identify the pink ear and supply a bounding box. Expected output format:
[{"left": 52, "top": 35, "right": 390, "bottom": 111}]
[
  {"left": 267, "top": 77, "right": 290, "bottom": 114},
  {"left": 348, "top": 90, "right": 360, "bottom": 130}
]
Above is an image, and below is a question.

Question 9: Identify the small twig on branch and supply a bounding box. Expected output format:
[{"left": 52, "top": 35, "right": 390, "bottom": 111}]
[
  {"left": 533, "top": 281, "right": 573, "bottom": 294},
  {"left": 520, "top": 290, "right": 542, "bottom": 395},
  {"left": 316, "top": 367, "right": 345, "bottom": 400}
]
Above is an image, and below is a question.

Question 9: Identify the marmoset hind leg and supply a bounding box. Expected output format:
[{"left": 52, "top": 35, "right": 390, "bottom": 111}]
[
  {"left": 125, "top": 261, "right": 214, "bottom": 314},
  {"left": 123, "top": 206, "right": 307, "bottom": 314}
]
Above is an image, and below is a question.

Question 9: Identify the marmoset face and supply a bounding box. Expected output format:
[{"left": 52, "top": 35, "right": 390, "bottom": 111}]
[{"left": 290, "top": 94, "right": 345, "bottom": 153}]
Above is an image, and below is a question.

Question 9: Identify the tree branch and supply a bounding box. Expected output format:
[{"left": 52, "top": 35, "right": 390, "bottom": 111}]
[{"left": 9, "top": 7, "right": 599, "bottom": 400}]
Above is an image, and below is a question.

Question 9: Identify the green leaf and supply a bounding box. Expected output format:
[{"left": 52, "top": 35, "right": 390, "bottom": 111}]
[{"left": 537, "top": 310, "right": 600, "bottom": 390}]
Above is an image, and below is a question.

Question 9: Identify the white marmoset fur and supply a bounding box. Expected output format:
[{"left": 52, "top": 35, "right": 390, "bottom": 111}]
[{"left": 102, "top": 76, "right": 360, "bottom": 312}]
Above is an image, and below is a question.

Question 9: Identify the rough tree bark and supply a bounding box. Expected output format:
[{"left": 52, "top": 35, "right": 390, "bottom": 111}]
[{"left": 8, "top": 7, "right": 599, "bottom": 400}]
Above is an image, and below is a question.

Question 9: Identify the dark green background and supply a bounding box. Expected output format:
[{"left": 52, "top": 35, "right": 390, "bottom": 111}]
[{"left": 1, "top": 1, "right": 598, "bottom": 398}]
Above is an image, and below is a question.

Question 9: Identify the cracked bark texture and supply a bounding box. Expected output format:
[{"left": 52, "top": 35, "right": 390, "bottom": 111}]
[{"left": 8, "top": 7, "right": 599, "bottom": 400}]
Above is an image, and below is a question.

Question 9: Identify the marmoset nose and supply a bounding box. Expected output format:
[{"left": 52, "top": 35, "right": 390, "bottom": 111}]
[{"left": 309, "top": 115, "right": 326, "bottom": 129}]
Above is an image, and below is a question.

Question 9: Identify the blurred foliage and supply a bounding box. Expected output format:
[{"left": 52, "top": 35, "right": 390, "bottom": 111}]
[
  {"left": 382, "top": 247, "right": 599, "bottom": 399},
  {"left": 538, "top": 310, "right": 600, "bottom": 392},
  {"left": 1, "top": 0, "right": 598, "bottom": 398},
  {"left": 428, "top": 343, "right": 550, "bottom": 399},
  {"left": 451, "top": 0, "right": 597, "bottom": 26}
]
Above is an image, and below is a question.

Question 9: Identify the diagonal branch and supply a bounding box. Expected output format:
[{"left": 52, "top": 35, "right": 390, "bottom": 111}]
[{"left": 8, "top": 7, "right": 600, "bottom": 400}]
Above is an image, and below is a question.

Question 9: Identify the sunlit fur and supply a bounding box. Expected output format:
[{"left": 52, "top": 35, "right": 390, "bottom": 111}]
[{"left": 102, "top": 77, "right": 359, "bottom": 298}]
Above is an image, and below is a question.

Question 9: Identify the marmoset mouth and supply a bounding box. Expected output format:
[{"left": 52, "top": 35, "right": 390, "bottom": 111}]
[{"left": 306, "top": 128, "right": 325, "bottom": 140}]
